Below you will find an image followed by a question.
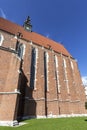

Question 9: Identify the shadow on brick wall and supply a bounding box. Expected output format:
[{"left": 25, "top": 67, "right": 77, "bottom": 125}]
[{"left": 15, "top": 60, "right": 36, "bottom": 121}]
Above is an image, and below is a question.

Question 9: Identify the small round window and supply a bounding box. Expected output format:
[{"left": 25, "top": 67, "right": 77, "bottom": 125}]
[{"left": 0, "top": 34, "right": 4, "bottom": 46}]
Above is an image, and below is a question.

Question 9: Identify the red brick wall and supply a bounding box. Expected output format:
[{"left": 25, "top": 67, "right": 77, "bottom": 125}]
[
  {"left": 0, "top": 49, "right": 21, "bottom": 120},
  {"left": 20, "top": 41, "right": 87, "bottom": 117},
  {"left": 0, "top": 31, "right": 21, "bottom": 121},
  {"left": 0, "top": 30, "right": 87, "bottom": 121}
]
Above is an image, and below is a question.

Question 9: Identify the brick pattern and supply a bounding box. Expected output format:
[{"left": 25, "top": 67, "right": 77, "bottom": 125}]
[
  {"left": 0, "top": 51, "right": 21, "bottom": 120},
  {"left": 0, "top": 31, "right": 21, "bottom": 121},
  {"left": 0, "top": 29, "right": 87, "bottom": 122},
  {"left": 19, "top": 41, "right": 86, "bottom": 117}
]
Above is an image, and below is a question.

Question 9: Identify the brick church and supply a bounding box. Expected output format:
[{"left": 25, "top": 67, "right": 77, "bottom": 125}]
[{"left": 0, "top": 17, "right": 86, "bottom": 126}]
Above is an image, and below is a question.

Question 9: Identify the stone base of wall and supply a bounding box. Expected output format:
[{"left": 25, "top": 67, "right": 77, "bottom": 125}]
[
  {"left": 21, "top": 114, "right": 87, "bottom": 120},
  {"left": 0, "top": 120, "right": 18, "bottom": 126},
  {"left": 1, "top": 114, "right": 87, "bottom": 126}
]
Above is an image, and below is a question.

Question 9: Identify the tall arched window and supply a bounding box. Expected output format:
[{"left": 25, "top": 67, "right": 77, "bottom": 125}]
[
  {"left": 16, "top": 41, "right": 25, "bottom": 59},
  {"left": 18, "top": 44, "right": 24, "bottom": 59},
  {"left": 30, "top": 48, "right": 38, "bottom": 89},
  {"left": 0, "top": 34, "right": 4, "bottom": 46}
]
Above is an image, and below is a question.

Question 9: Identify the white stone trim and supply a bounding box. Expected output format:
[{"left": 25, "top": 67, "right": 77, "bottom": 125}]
[
  {"left": 46, "top": 52, "right": 49, "bottom": 91},
  {"left": 0, "top": 34, "right": 4, "bottom": 46},
  {"left": 54, "top": 55, "right": 60, "bottom": 93},
  {"left": 71, "top": 61, "right": 74, "bottom": 70},
  {"left": 18, "top": 69, "right": 21, "bottom": 74},
  {"left": 22, "top": 44, "right": 26, "bottom": 57},
  {"left": 41, "top": 46, "right": 44, "bottom": 49},
  {"left": 22, "top": 115, "right": 46, "bottom": 120},
  {"left": 0, "top": 90, "right": 21, "bottom": 95},
  {"left": 30, "top": 41, "right": 32, "bottom": 45},
  {"left": 34, "top": 48, "right": 38, "bottom": 90},
  {"left": 14, "top": 35, "right": 17, "bottom": 39},
  {"left": 25, "top": 97, "right": 45, "bottom": 101},
  {"left": 63, "top": 58, "right": 70, "bottom": 94},
  {"left": 37, "top": 115, "right": 47, "bottom": 118},
  {"left": 70, "top": 100, "right": 80, "bottom": 103},
  {"left": 24, "top": 97, "right": 80, "bottom": 103},
  {"left": 55, "top": 55, "right": 58, "bottom": 68},
  {"left": 10, "top": 48, "right": 15, "bottom": 51},
  {"left": 0, "top": 120, "right": 18, "bottom": 126},
  {"left": 63, "top": 58, "right": 66, "bottom": 68},
  {"left": 22, "top": 116, "right": 36, "bottom": 120},
  {"left": 21, "top": 114, "right": 87, "bottom": 121}
]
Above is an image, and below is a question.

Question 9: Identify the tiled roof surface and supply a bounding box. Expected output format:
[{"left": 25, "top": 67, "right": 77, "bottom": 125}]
[{"left": 0, "top": 17, "right": 72, "bottom": 57}]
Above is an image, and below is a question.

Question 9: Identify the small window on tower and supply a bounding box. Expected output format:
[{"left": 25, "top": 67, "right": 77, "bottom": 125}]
[{"left": 0, "top": 34, "right": 4, "bottom": 46}]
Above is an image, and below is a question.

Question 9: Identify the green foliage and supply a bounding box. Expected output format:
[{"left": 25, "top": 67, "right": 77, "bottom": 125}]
[
  {"left": 85, "top": 102, "right": 87, "bottom": 109},
  {"left": 0, "top": 117, "right": 87, "bottom": 130}
]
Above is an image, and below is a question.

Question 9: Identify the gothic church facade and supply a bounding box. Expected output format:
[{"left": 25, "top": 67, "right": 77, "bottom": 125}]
[{"left": 0, "top": 17, "right": 86, "bottom": 126}]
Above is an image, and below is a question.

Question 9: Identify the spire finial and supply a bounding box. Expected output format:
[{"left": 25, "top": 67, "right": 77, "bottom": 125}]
[{"left": 23, "top": 16, "right": 32, "bottom": 32}]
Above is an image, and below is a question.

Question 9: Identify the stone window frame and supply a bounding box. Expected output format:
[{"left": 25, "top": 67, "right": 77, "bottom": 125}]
[
  {"left": 54, "top": 55, "right": 60, "bottom": 93},
  {"left": 44, "top": 51, "right": 49, "bottom": 91},
  {"left": 16, "top": 41, "right": 26, "bottom": 59},
  {"left": 0, "top": 34, "right": 4, "bottom": 46},
  {"left": 63, "top": 58, "right": 70, "bottom": 94},
  {"left": 30, "top": 47, "right": 38, "bottom": 90},
  {"left": 71, "top": 61, "right": 74, "bottom": 70}
]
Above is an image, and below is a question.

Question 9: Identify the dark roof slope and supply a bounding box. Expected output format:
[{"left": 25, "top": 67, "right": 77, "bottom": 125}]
[{"left": 0, "top": 17, "right": 72, "bottom": 57}]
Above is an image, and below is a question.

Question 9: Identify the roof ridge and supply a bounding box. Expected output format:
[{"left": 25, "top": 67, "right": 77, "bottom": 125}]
[{"left": 0, "top": 17, "right": 72, "bottom": 57}]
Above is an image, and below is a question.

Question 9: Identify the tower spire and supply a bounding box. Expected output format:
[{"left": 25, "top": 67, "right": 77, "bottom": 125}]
[{"left": 23, "top": 16, "right": 32, "bottom": 32}]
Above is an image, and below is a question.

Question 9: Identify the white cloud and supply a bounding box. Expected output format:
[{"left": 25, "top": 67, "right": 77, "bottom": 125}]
[
  {"left": 0, "top": 8, "right": 6, "bottom": 19},
  {"left": 82, "top": 76, "right": 87, "bottom": 86}
]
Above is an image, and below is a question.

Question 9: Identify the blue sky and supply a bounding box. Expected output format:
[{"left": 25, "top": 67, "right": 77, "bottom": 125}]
[{"left": 0, "top": 0, "right": 87, "bottom": 77}]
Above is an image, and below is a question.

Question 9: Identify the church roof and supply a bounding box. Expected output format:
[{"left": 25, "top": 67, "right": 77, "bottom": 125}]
[{"left": 0, "top": 17, "right": 72, "bottom": 57}]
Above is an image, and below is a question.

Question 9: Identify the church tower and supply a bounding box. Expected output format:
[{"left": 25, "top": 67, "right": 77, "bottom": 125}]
[{"left": 23, "top": 16, "right": 32, "bottom": 32}]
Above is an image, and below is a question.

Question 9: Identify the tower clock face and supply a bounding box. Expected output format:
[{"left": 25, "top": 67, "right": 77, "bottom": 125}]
[
  {"left": 26, "top": 26, "right": 30, "bottom": 30},
  {"left": 25, "top": 26, "right": 31, "bottom": 31}
]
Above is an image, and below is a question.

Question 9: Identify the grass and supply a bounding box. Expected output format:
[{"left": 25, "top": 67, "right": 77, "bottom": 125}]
[{"left": 0, "top": 117, "right": 87, "bottom": 130}]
